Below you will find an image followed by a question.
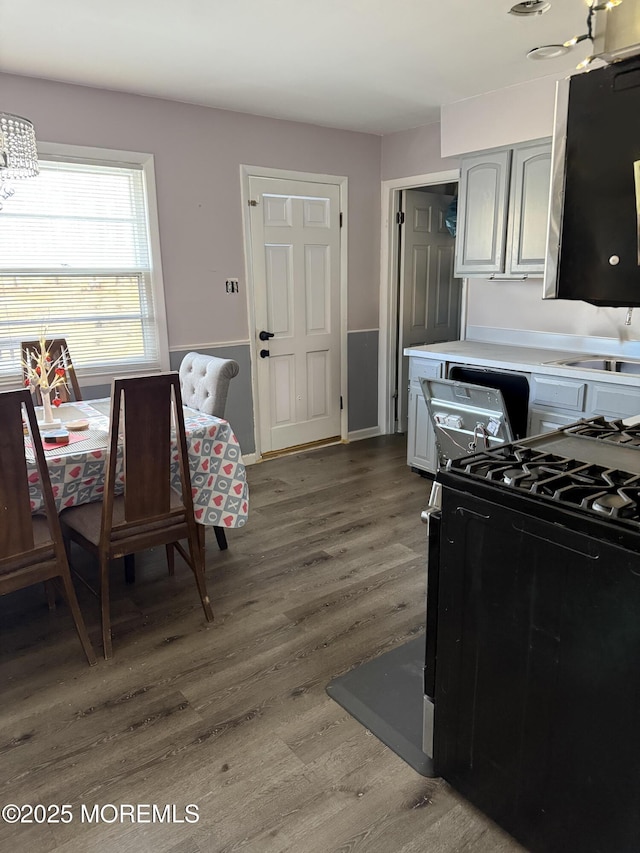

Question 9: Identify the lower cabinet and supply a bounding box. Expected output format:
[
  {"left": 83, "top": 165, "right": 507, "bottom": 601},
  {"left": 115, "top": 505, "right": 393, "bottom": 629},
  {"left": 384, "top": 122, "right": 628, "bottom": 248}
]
[
  {"left": 588, "top": 382, "right": 640, "bottom": 419},
  {"left": 407, "top": 358, "right": 640, "bottom": 472},
  {"left": 407, "top": 385, "right": 438, "bottom": 473},
  {"left": 528, "top": 374, "right": 588, "bottom": 433},
  {"left": 406, "top": 357, "right": 443, "bottom": 474},
  {"left": 528, "top": 407, "right": 585, "bottom": 435}
]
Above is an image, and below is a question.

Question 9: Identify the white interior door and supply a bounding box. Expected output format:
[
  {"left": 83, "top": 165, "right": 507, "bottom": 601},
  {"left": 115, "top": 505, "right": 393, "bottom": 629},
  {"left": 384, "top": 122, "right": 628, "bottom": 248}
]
[
  {"left": 397, "top": 189, "right": 461, "bottom": 432},
  {"left": 248, "top": 176, "right": 342, "bottom": 454}
]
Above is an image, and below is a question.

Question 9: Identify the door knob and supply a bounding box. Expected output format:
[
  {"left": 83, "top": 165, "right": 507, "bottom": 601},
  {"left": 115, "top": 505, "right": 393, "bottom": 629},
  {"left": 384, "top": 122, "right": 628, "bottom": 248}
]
[
  {"left": 259, "top": 330, "right": 275, "bottom": 341},
  {"left": 260, "top": 349, "right": 270, "bottom": 358}
]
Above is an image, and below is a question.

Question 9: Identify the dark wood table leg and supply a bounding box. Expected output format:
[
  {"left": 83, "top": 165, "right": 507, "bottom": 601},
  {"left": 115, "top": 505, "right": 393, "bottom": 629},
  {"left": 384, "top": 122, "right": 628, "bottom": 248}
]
[
  {"left": 124, "top": 554, "right": 136, "bottom": 584},
  {"left": 214, "top": 526, "right": 228, "bottom": 551}
]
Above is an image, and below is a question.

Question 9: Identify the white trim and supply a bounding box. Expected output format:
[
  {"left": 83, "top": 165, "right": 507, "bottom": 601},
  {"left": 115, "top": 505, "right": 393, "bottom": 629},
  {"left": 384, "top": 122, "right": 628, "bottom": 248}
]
[
  {"left": 378, "top": 169, "right": 460, "bottom": 435},
  {"left": 36, "top": 140, "right": 170, "bottom": 376},
  {"left": 142, "top": 154, "right": 170, "bottom": 372},
  {"left": 241, "top": 452, "right": 258, "bottom": 466},
  {"left": 348, "top": 426, "right": 382, "bottom": 442},
  {"left": 169, "top": 340, "right": 251, "bottom": 352},
  {"left": 1, "top": 139, "right": 169, "bottom": 385},
  {"left": 240, "top": 164, "right": 349, "bottom": 461}
]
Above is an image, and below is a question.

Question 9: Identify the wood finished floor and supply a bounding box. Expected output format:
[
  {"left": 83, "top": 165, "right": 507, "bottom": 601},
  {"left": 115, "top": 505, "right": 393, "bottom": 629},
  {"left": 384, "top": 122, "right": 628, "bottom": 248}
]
[{"left": 0, "top": 436, "right": 525, "bottom": 853}]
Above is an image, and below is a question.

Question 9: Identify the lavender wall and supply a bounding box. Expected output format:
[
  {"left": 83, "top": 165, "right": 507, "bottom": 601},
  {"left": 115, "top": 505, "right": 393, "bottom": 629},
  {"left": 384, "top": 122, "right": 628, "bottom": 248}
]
[
  {"left": 440, "top": 75, "right": 561, "bottom": 158},
  {"left": 2, "top": 73, "right": 381, "bottom": 345},
  {"left": 381, "top": 121, "right": 459, "bottom": 181}
]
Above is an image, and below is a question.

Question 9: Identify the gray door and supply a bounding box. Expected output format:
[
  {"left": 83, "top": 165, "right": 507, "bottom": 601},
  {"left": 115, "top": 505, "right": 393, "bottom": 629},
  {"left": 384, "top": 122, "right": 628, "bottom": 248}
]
[{"left": 397, "top": 189, "right": 461, "bottom": 432}]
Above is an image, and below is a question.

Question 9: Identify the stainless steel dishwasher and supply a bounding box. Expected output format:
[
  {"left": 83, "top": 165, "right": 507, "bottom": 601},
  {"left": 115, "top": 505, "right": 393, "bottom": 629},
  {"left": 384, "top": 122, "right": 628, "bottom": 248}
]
[{"left": 447, "top": 364, "right": 530, "bottom": 439}]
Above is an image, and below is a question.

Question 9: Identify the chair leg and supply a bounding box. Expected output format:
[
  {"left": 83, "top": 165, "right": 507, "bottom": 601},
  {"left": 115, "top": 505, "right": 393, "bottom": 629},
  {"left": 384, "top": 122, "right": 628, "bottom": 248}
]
[
  {"left": 197, "top": 524, "right": 206, "bottom": 562},
  {"left": 213, "top": 525, "right": 228, "bottom": 551},
  {"left": 188, "top": 531, "right": 214, "bottom": 623},
  {"left": 100, "top": 554, "right": 113, "bottom": 660},
  {"left": 124, "top": 554, "right": 136, "bottom": 584},
  {"left": 58, "top": 571, "right": 97, "bottom": 666},
  {"left": 165, "top": 544, "right": 175, "bottom": 576}
]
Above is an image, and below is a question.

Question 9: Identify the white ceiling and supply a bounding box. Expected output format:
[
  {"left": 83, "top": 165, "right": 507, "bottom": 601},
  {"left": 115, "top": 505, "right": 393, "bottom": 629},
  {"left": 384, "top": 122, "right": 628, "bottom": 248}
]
[{"left": 0, "top": 0, "right": 596, "bottom": 134}]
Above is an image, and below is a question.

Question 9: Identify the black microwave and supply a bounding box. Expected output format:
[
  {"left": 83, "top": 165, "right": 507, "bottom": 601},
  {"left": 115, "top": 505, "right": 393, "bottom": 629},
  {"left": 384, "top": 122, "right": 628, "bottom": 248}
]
[{"left": 544, "top": 55, "right": 640, "bottom": 307}]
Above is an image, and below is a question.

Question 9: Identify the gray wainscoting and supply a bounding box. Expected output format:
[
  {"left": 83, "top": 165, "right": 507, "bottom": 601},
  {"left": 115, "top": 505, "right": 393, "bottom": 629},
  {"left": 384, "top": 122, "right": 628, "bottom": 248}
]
[
  {"left": 347, "top": 330, "right": 379, "bottom": 433},
  {"left": 82, "top": 345, "right": 256, "bottom": 455},
  {"left": 169, "top": 345, "right": 255, "bottom": 455},
  {"left": 84, "top": 335, "right": 379, "bottom": 457}
]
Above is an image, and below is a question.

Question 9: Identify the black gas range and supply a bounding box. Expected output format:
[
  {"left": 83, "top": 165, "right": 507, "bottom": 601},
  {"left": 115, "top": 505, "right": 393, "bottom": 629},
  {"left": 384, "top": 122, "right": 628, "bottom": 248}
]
[
  {"left": 425, "top": 415, "right": 640, "bottom": 853},
  {"left": 441, "top": 415, "right": 640, "bottom": 551}
]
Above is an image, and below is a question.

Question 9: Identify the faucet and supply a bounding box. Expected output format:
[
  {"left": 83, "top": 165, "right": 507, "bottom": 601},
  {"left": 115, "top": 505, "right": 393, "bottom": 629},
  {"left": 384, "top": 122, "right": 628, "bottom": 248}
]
[{"left": 625, "top": 307, "right": 633, "bottom": 326}]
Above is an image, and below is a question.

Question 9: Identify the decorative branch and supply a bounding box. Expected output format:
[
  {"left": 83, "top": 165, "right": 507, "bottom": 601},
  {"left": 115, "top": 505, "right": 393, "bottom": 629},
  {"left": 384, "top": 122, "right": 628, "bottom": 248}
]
[{"left": 22, "top": 335, "right": 71, "bottom": 406}]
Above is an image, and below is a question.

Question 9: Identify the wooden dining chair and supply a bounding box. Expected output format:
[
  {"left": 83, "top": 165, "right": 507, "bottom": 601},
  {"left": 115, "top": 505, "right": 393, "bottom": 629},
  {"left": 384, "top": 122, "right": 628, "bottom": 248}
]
[
  {"left": 21, "top": 338, "right": 82, "bottom": 404},
  {"left": 60, "top": 373, "right": 214, "bottom": 659},
  {"left": 0, "top": 389, "right": 97, "bottom": 666},
  {"left": 179, "top": 351, "right": 240, "bottom": 552}
]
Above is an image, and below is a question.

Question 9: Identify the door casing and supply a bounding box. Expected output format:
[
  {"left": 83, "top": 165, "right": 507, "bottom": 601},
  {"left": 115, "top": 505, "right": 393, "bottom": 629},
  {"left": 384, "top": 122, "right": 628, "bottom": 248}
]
[
  {"left": 378, "top": 169, "right": 465, "bottom": 436},
  {"left": 241, "top": 164, "right": 349, "bottom": 460}
]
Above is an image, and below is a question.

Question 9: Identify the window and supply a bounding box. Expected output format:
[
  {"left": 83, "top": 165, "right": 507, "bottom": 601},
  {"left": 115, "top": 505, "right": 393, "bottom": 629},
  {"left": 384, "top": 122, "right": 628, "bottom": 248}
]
[{"left": 0, "top": 149, "right": 169, "bottom": 388}]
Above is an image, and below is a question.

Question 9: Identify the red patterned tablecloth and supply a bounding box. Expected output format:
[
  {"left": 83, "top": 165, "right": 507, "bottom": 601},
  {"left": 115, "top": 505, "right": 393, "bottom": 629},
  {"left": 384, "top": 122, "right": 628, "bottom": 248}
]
[{"left": 26, "top": 399, "right": 249, "bottom": 528}]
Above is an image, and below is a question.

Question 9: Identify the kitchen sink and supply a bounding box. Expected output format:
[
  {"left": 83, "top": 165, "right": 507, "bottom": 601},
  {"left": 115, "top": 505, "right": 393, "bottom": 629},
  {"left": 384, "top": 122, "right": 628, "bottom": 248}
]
[{"left": 550, "top": 356, "right": 640, "bottom": 375}]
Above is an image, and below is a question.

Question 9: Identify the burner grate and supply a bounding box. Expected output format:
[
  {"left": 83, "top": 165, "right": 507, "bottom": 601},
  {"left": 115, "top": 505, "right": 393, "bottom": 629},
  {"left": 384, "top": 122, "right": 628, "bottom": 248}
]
[{"left": 567, "top": 417, "right": 640, "bottom": 447}]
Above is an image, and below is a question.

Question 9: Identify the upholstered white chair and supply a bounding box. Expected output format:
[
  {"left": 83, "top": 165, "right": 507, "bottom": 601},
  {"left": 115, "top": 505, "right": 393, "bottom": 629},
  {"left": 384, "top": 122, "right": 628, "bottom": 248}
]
[
  {"left": 179, "top": 352, "right": 240, "bottom": 553},
  {"left": 179, "top": 352, "right": 240, "bottom": 419}
]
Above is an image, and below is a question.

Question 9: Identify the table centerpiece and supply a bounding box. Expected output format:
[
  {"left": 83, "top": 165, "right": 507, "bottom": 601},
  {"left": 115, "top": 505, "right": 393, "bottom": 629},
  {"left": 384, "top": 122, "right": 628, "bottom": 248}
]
[{"left": 22, "top": 337, "right": 72, "bottom": 429}]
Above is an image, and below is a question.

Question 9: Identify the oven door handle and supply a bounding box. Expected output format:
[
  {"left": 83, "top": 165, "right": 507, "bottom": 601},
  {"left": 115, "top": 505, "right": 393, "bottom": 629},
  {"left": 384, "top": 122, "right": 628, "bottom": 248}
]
[
  {"left": 421, "top": 507, "right": 441, "bottom": 537},
  {"left": 512, "top": 520, "right": 600, "bottom": 559},
  {"left": 421, "top": 506, "right": 440, "bottom": 524}
]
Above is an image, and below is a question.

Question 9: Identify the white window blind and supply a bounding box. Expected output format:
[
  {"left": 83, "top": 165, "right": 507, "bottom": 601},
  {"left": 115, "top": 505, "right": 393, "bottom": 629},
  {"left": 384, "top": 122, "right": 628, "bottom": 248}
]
[{"left": 0, "top": 158, "right": 164, "bottom": 383}]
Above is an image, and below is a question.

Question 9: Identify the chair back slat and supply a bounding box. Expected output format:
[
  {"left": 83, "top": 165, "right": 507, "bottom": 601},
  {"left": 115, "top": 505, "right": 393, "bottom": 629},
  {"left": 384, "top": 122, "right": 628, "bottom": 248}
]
[
  {"left": 109, "top": 375, "right": 179, "bottom": 525},
  {"left": 0, "top": 389, "right": 96, "bottom": 665},
  {"left": 0, "top": 391, "right": 35, "bottom": 558},
  {"left": 21, "top": 338, "right": 82, "bottom": 404}
]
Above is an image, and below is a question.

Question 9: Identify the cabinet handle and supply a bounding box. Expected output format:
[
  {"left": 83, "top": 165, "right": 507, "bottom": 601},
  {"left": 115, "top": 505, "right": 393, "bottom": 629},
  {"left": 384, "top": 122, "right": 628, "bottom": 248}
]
[{"left": 488, "top": 274, "right": 528, "bottom": 281}]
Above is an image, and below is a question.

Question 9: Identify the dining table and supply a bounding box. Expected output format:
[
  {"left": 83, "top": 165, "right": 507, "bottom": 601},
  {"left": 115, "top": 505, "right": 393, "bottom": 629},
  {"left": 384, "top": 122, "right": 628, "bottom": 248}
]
[{"left": 25, "top": 398, "right": 249, "bottom": 529}]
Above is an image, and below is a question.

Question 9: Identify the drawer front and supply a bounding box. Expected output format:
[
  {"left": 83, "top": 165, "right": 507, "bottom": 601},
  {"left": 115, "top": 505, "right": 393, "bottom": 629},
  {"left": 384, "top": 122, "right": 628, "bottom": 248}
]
[
  {"left": 589, "top": 384, "right": 640, "bottom": 418},
  {"left": 409, "top": 359, "right": 443, "bottom": 383},
  {"left": 531, "top": 376, "right": 586, "bottom": 411}
]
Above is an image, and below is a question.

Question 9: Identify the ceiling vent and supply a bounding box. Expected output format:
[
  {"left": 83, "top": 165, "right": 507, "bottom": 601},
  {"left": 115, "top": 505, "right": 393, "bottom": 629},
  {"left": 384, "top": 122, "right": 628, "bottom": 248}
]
[{"left": 509, "top": 1, "right": 551, "bottom": 16}]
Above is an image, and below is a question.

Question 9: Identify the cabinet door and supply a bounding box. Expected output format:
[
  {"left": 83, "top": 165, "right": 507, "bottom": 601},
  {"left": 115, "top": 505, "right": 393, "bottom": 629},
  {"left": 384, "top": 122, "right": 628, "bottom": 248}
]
[
  {"left": 508, "top": 142, "right": 552, "bottom": 275},
  {"left": 407, "top": 386, "right": 437, "bottom": 473},
  {"left": 528, "top": 407, "right": 583, "bottom": 436},
  {"left": 454, "top": 149, "right": 511, "bottom": 276}
]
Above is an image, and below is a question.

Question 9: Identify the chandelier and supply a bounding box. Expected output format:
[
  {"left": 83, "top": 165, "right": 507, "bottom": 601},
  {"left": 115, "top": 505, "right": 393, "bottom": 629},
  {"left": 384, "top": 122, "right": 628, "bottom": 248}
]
[
  {"left": 525, "top": 0, "right": 624, "bottom": 66},
  {"left": 0, "top": 112, "right": 39, "bottom": 207}
]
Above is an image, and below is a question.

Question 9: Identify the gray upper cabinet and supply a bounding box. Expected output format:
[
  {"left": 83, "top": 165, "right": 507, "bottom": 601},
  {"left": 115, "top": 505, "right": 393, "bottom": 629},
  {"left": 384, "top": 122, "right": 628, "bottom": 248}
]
[
  {"left": 455, "top": 149, "right": 510, "bottom": 276},
  {"left": 455, "top": 140, "right": 551, "bottom": 279},
  {"left": 508, "top": 142, "right": 552, "bottom": 274}
]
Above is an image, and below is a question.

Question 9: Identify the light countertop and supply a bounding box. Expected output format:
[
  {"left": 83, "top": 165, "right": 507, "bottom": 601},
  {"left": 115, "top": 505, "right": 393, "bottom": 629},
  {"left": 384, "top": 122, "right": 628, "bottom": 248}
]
[{"left": 404, "top": 340, "right": 640, "bottom": 386}]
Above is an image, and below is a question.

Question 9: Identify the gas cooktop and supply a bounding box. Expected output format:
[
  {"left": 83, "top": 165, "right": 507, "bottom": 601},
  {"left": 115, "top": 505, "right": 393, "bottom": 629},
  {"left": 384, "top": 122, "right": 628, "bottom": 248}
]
[{"left": 448, "top": 417, "right": 640, "bottom": 527}]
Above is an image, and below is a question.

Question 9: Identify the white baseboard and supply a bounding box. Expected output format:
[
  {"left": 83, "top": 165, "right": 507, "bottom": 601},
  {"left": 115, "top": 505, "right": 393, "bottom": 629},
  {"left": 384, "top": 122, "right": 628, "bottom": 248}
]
[
  {"left": 348, "top": 426, "right": 382, "bottom": 442},
  {"left": 242, "top": 452, "right": 258, "bottom": 465}
]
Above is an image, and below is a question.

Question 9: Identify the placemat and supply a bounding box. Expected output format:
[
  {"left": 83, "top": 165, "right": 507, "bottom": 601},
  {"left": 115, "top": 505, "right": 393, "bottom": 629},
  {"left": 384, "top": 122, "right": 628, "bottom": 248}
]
[
  {"left": 26, "top": 429, "right": 110, "bottom": 459},
  {"left": 87, "top": 399, "right": 112, "bottom": 417}
]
